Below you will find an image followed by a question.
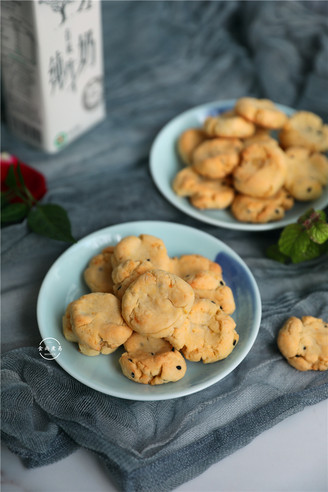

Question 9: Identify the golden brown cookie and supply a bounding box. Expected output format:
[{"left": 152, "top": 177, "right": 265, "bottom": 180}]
[
  {"left": 83, "top": 246, "right": 115, "bottom": 293},
  {"left": 189, "top": 182, "right": 235, "bottom": 210},
  {"left": 62, "top": 302, "right": 78, "bottom": 342},
  {"left": 172, "top": 167, "right": 235, "bottom": 209},
  {"left": 111, "top": 234, "right": 171, "bottom": 271},
  {"left": 121, "top": 269, "right": 195, "bottom": 338},
  {"left": 203, "top": 115, "right": 255, "bottom": 138},
  {"left": 185, "top": 270, "right": 236, "bottom": 314},
  {"left": 63, "top": 293, "right": 132, "bottom": 356},
  {"left": 233, "top": 142, "right": 287, "bottom": 198},
  {"left": 235, "top": 97, "right": 288, "bottom": 129},
  {"left": 242, "top": 129, "right": 278, "bottom": 148},
  {"left": 166, "top": 298, "right": 238, "bottom": 363},
  {"left": 192, "top": 138, "right": 243, "bottom": 179},
  {"left": 279, "top": 111, "right": 328, "bottom": 152},
  {"left": 112, "top": 259, "right": 155, "bottom": 299},
  {"left": 230, "top": 189, "right": 294, "bottom": 223},
  {"left": 169, "top": 254, "right": 222, "bottom": 278},
  {"left": 172, "top": 167, "right": 202, "bottom": 197},
  {"left": 284, "top": 147, "right": 328, "bottom": 201},
  {"left": 177, "top": 128, "right": 208, "bottom": 165},
  {"left": 119, "top": 333, "right": 186, "bottom": 385},
  {"left": 277, "top": 316, "right": 328, "bottom": 371}
]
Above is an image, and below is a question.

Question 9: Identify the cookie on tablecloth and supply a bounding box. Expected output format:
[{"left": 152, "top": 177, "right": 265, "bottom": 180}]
[{"left": 277, "top": 316, "right": 328, "bottom": 371}]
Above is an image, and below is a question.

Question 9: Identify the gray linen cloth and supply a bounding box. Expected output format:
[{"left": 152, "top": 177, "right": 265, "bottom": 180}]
[{"left": 1, "top": 2, "right": 328, "bottom": 491}]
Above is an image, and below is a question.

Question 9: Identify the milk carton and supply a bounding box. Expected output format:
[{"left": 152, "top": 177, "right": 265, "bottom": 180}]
[{"left": 1, "top": 0, "right": 106, "bottom": 153}]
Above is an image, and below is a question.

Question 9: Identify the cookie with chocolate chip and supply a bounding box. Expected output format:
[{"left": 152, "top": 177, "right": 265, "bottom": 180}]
[
  {"left": 119, "top": 332, "right": 187, "bottom": 384},
  {"left": 279, "top": 111, "right": 328, "bottom": 152},
  {"left": 166, "top": 298, "right": 238, "bottom": 363},
  {"left": 231, "top": 188, "right": 294, "bottom": 223},
  {"left": 284, "top": 147, "right": 328, "bottom": 201},
  {"left": 184, "top": 270, "right": 236, "bottom": 314},
  {"left": 277, "top": 316, "right": 328, "bottom": 371}
]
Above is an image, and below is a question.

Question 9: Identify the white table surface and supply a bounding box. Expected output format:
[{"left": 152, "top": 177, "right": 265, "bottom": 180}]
[{"left": 2, "top": 398, "right": 327, "bottom": 492}]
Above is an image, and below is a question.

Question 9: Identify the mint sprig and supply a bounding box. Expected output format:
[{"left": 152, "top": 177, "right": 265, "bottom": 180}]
[
  {"left": 267, "top": 208, "right": 328, "bottom": 264},
  {"left": 1, "top": 164, "right": 76, "bottom": 243}
]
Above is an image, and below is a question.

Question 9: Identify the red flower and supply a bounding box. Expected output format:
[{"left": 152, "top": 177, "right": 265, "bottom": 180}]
[{"left": 1, "top": 153, "right": 47, "bottom": 203}]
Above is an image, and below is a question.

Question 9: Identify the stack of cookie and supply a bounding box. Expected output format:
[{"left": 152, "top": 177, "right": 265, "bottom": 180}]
[
  {"left": 173, "top": 97, "right": 328, "bottom": 223},
  {"left": 62, "top": 234, "right": 239, "bottom": 385}
]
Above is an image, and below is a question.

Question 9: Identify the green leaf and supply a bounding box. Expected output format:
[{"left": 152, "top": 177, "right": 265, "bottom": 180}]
[
  {"left": 1, "top": 191, "right": 11, "bottom": 209},
  {"left": 16, "top": 163, "right": 26, "bottom": 188},
  {"left": 27, "top": 204, "right": 76, "bottom": 243},
  {"left": 307, "top": 222, "right": 328, "bottom": 244},
  {"left": 4, "top": 165, "right": 18, "bottom": 189},
  {"left": 279, "top": 224, "right": 305, "bottom": 256},
  {"left": 1, "top": 202, "right": 29, "bottom": 225},
  {"left": 290, "top": 239, "right": 321, "bottom": 263},
  {"left": 266, "top": 244, "right": 289, "bottom": 263}
]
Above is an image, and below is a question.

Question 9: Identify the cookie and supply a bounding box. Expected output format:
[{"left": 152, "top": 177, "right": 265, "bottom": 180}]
[
  {"left": 203, "top": 115, "right": 255, "bottom": 138},
  {"left": 231, "top": 189, "right": 294, "bottom": 223},
  {"left": 192, "top": 138, "right": 243, "bottom": 179},
  {"left": 284, "top": 147, "right": 328, "bottom": 201},
  {"left": 83, "top": 246, "right": 115, "bottom": 293},
  {"left": 172, "top": 167, "right": 203, "bottom": 197},
  {"left": 233, "top": 142, "right": 287, "bottom": 198},
  {"left": 242, "top": 129, "right": 278, "bottom": 148},
  {"left": 185, "top": 270, "right": 236, "bottom": 314},
  {"left": 190, "top": 182, "right": 235, "bottom": 210},
  {"left": 166, "top": 298, "right": 238, "bottom": 363},
  {"left": 277, "top": 316, "right": 328, "bottom": 371},
  {"left": 62, "top": 302, "right": 78, "bottom": 342},
  {"left": 112, "top": 259, "right": 154, "bottom": 299},
  {"left": 172, "top": 167, "right": 235, "bottom": 209},
  {"left": 235, "top": 97, "right": 288, "bottom": 129},
  {"left": 170, "top": 253, "right": 222, "bottom": 278},
  {"left": 279, "top": 111, "right": 328, "bottom": 152},
  {"left": 119, "top": 332, "right": 186, "bottom": 385},
  {"left": 63, "top": 293, "right": 132, "bottom": 356},
  {"left": 112, "top": 234, "right": 171, "bottom": 271},
  {"left": 121, "top": 269, "right": 195, "bottom": 338},
  {"left": 177, "top": 128, "right": 208, "bottom": 165}
]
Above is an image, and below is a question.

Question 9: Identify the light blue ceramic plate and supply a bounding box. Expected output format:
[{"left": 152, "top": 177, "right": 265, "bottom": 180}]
[
  {"left": 37, "top": 221, "right": 261, "bottom": 401},
  {"left": 150, "top": 99, "right": 328, "bottom": 231}
]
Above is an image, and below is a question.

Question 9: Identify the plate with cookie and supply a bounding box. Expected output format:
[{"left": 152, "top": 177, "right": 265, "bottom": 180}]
[
  {"left": 150, "top": 98, "right": 328, "bottom": 230},
  {"left": 37, "top": 221, "right": 261, "bottom": 400}
]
